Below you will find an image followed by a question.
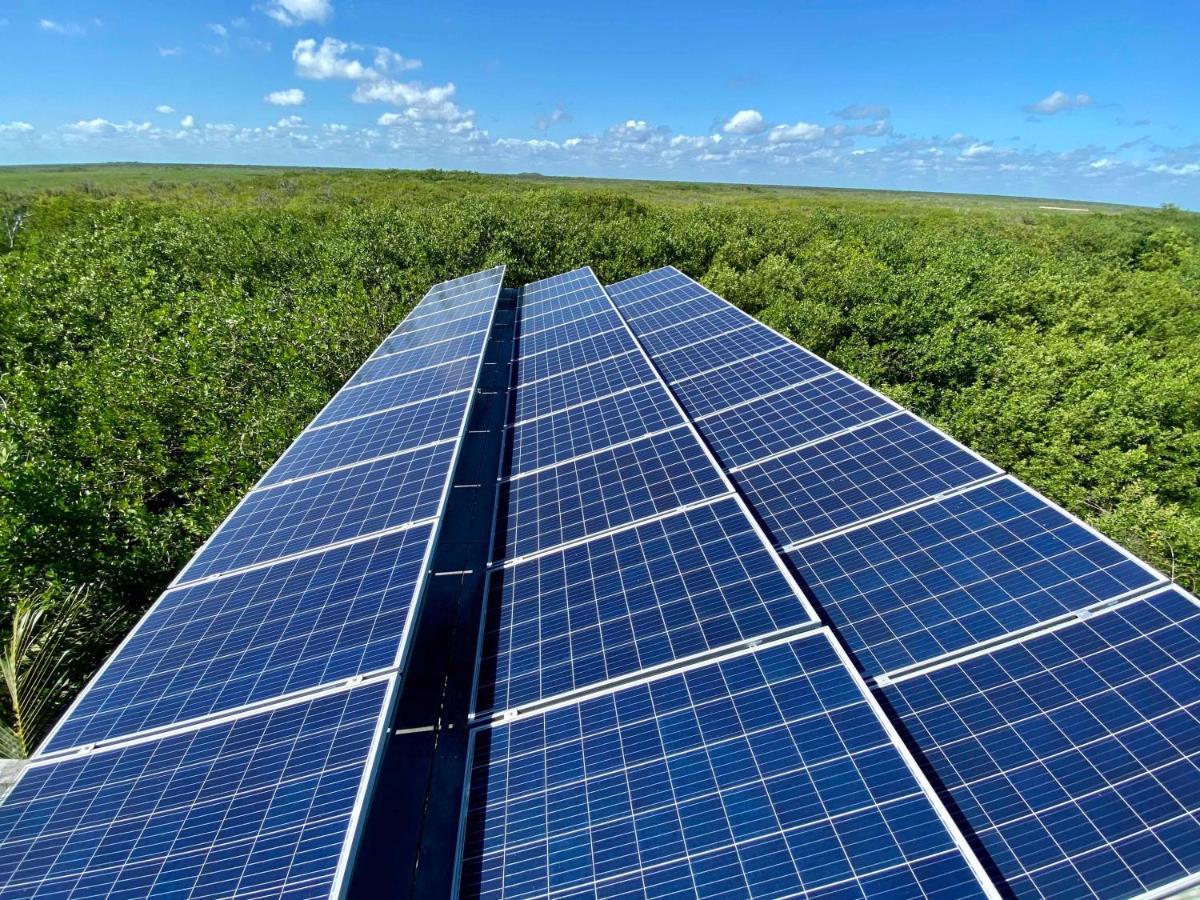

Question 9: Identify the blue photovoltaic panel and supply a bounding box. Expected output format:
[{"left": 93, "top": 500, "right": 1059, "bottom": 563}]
[
  {"left": 1, "top": 680, "right": 388, "bottom": 900},
  {"left": 603, "top": 266, "right": 678, "bottom": 306},
  {"left": 476, "top": 497, "right": 812, "bottom": 715},
  {"left": 512, "top": 350, "right": 655, "bottom": 423},
  {"left": 502, "top": 426, "right": 727, "bottom": 559},
  {"left": 520, "top": 297, "right": 614, "bottom": 332},
  {"left": 653, "top": 323, "right": 786, "bottom": 383},
  {"left": 884, "top": 588, "right": 1200, "bottom": 900},
  {"left": 390, "top": 308, "right": 494, "bottom": 345},
  {"left": 179, "top": 441, "right": 452, "bottom": 583},
  {"left": 699, "top": 374, "right": 900, "bottom": 470},
  {"left": 627, "top": 292, "right": 729, "bottom": 334},
  {"left": 509, "top": 383, "right": 682, "bottom": 475},
  {"left": 312, "top": 356, "right": 477, "bottom": 427},
  {"left": 623, "top": 279, "right": 717, "bottom": 319},
  {"left": 790, "top": 477, "right": 1160, "bottom": 676},
  {"left": 637, "top": 306, "right": 749, "bottom": 356},
  {"left": 673, "top": 344, "right": 835, "bottom": 418},
  {"left": 462, "top": 632, "right": 988, "bottom": 899},
  {"left": 519, "top": 267, "right": 598, "bottom": 305},
  {"left": 518, "top": 311, "right": 625, "bottom": 358},
  {"left": 261, "top": 394, "right": 463, "bottom": 488},
  {"left": 736, "top": 412, "right": 999, "bottom": 548},
  {"left": 43, "top": 525, "right": 431, "bottom": 754},
  {"left": 514, "top": 328, "right": 636, "bottom": 387},
  {"left": 353, "top": 332, "right": 479, "bottom": 385}
]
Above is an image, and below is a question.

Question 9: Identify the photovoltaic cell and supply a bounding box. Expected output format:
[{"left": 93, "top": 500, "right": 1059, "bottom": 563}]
[
  {"left": 653, "top": 324, "right": 787, "bottom": 383},
  {"left": 353, "top": 332, "right": 479, "bottom": 385},
  {"left": 502, "top": 426, "right": 727, "bottom": 559},
  {"left": 1, "top": 680, "right": 388, "bottom": 900},
  {"left": 385, "top": 309, "right": 494, "bottom": 350},
  {"left": 43, "top": 525, "right": 431, "bottom": 754},
  {"left": 519, "top": 312, "right": 624, "bottom": 357},
  {"left": 790, "top": 478, "right": 1160, "bottom": 676},
  {"left": 312, "top": 356, "right": 476, "bottom": 427},
  {"left": 736, "top": 412, "right": 999, "bottom": 548},
  {"left": 477, "top": 497, "right": 812, "bottom": 715},
  {"left": 628, "top": 293, "right": 729, "bottom": 334},
  {"left": 179, "top": 441, "right": 452, "bottom": 583},
  {"left": 520, "top": 296, "right": 614, "bottom": 333},
  {"left": 508, "top": 382, "right": 682, "bottom": 475},
  {"left": 623, "top": 280, "right": 717, "bottom": 320},
  {"left": 261, "top": 394, "right": 462, "bottom": 487},
  {"left": 512, "top": 350, "right": 655, "bottom": 423},
  {"left": 884, "top": 588, "right": 1200, "bottom": 900},
  {"left": 669, "top": 344, "right": 833, "bottom": 419},
  {"left": 699, "top": 373, "right": 900, "bottom": 470},
  {"left": 461, "top": 632, "right": 989, "bottom": 899},
  {"left": 514, "top": 329, "right": 637, "bottom": 387},
  {"left": 637, "top": 306, "right": 749, "bottom": 356}
]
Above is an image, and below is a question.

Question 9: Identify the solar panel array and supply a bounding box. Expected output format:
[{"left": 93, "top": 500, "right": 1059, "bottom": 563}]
[
  {"left": 7, "top": 260, "right": 1199, "bottom": 900},
  {"left": 0, "top": 267, "right": 506, "bottom": 898},
  {"left": 464, "top": 269, "right": 995, "bottom": 898},
  {"left": 607, "top": 266, "right": 1199, "bottom": 899}
]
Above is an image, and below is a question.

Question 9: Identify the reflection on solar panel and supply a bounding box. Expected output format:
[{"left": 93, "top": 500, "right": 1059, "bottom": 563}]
[
  {"left": 10, "top": 261, "right": 1198, "bottom": 899},
  {"left": 462, "top": 633, "right": 989, "bottom": 899}
]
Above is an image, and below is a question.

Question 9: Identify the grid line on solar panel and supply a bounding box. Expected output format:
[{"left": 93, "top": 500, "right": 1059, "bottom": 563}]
[
  {"left": 508, "top": 383, "right": 683, "bottom": 476},
  {"left": 730, "top": 412, "right": 999, "bottom": 550},
  {"left": 262, "top": 396, "right": 464, "bottom": 488},
  {"left": 312, "top": 355, "right": 477, "bottom": 428},
  {"left": 625, "top": 282, "right": 719, "bottom": 321},
  {"left": 395, "top": 304, "right": 495, "bottom": 337},
  {"left": 637, "top": 307, "right": 750, "bottom": 356},
  {"left": 373, "top": 325, "right": 487, "bottom": 360},
  {"left": 791, "top": 477, "right": 1163, "bottom": 679},
  {"left": 405, "top": 282, "right": 502, "bottom": 319},
  {"left": 348, "top": 354, "right": 479, "bottom": 392},
  {"left": 652, "top": 323, "right": 784, "bottom": 382},
  {"left": 502, "top": 426, "right": 728, "bottom": 560},
  {"left": 883, "top": 587, "right": 1200, "bottom": 900},
  {"left": 475, "top": 497, "right": 817, "bottom": 717},
  {"left": 354, "top": 336, "right": 480, "bottom": 386},
  {"left": 511, "top": 378, "right": 658, "bottom": 428},
  {"left": 670, "top": 344, "right": 783, "bottom": 386},
  {"left": 177, "top": 441, "right": 453, "bottom": 585},
  {"left": 512, "top": 353, "right": 656, "bottom": 425},
  {"left": 514, "top": 329, "right": 637, "bottom": 386},
  {"left": 519, "top": 298, "right": 615, "bottom": 335},
  {"left": 719, "top": 408, "right": 905, "bottom": 475},
  {"left": 628, "top": 294, "right": 730, "bottom": 335},
  {"left": 517, "top": 312, "right": 625, "bottom": 359},
  {"left": 2, "top": 678, "right": 390, "bottom": 900},
  {"left": 460, "top": 630, "right": 992, "bottom": 899},
  {"left": 368, "top": 311, "right": 493, "bottom": 358},
  {"left": 41, "top": 524, "right": 433, "bottom": 756}
]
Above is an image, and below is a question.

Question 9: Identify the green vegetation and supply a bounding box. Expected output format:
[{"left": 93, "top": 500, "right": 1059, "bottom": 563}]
[{"left": 1, "top": 164, "right": 1197, "bottom": 750}]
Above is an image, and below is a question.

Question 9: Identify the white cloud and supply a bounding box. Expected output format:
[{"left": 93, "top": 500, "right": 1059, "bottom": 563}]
[
  {"left": 536, "top": 104, "right": 572, "bottom": 132},
  {"left": 207, "top": 23, "right": 228, "bottom": 37},
  {"left": 1150, "top": 163, "right": 1200, "bottom": 176},
  {"left": 265, "top": 88, "right": 306, "bottom": 106},
  {"left": 293, "top": 37, "right": 372, "bottom": 79},
  {"left": 768, "top": 120, "right": 825, "bottom": 143},
  {"left": 274, "top": 115, "right": 305, "bottom": 128},
  {"left": 960, "top": 142, "right": 994, "bottom": 158},
  {"left": 180, "top": 115, "right": 196, "bottom": 128},
  {"left": 358, "top": 81, "right": 469, "bottom": 122},
  {"left": 609, "top": 120, "right": 655, "bottom": 143},
  {"left": 155, "top": 105, "right": 175, "bottom": 114},
  {"left": 38, "top": 18, "right": 86, "bottom": 36},
  {"left": 722, "top": 109, "right": 766, "bottom": 135},
  {"left": 1089, "top": 158, "right": 1117, "bottom": 170},
  {"left": 374, "top": 47, "right": 421, "bottom": 73},
  {"left": 0, "top": 122, "right": 34, "bottom": 134},
  {"left": 158, "top": 46, "right": 181, "bottom": 57},
  {"left": 68, "top": 118, "right": 151, "bottom": 136},
  {"left": 1025, "top": 90, "right": 1092, "bottom": 115},
  {"left": 264, "top": 0, "right": 333, "bottom": 26}
]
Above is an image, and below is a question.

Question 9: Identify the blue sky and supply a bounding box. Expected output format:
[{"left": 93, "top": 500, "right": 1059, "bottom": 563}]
[{"left": 2, "top": 0, "right": 1198, "bottom": 206}]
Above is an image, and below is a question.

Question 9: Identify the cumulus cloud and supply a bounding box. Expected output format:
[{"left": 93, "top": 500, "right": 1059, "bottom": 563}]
[
  {"left": 1150, "top": 163, "right": 1200, "bottom": 176},
  {"left": 263, "top": 0, "right": 332, "bottom": 26},
  {"left": 722, "top": 109, "right": 766, "bottom": 135},
  {"left": 265, "top": 88, "right": 306, "bottom": 106},
  {"left": 180, "top": 115, "right": 195, "bottom": 128},
  {"left": 609, "top": 119, "right": 656, "bottom": 143},
  {"left": 274, "top": 115, "right": 305, "bottom": 128},
  {"left": 293, "top": 37, "right": 407, "bottom": 80},
  {"left": 834, "top": 104, "right": 890, "bottom": 120},
  {"left": 536, "top": 104, "right": 572, "bottom": 132},
  {"left": 155, "top": 105, "right": 175, "bottom": 114},
  {"left": 1025, "top": 90, "right": 1092, "bottom": 115},
  {"left": 207, "top": 23, "right": 228, "bottom": 37},
  {"left": 768, "top": 120, "right": 825, "bottom": 143},
  {"left": 38, "top": 18, "right": 89, "bottom": 36},
  {"left": 960, "top": 142, "right": 994, "bottom": 158},
  {"left": 0, "top": 122, "right": 34, "bottom": 134},
  {"left": 68, "top": 118, "right": 151, "bottom": 136},
  {"left": 365, "top": 81, "right": 468, "bottom": 122}
]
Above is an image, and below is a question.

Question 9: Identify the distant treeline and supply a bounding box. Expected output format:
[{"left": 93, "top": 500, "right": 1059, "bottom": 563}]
[{"left": 1, "top": 169, "right": 1197, "bottom": 737}]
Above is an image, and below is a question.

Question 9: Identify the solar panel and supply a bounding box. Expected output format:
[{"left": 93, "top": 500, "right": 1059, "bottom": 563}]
[
  {"left": 311, "top": 356, "right": 475, "bottom": 427},
  {"left": 1, "top": 679, "right": 390, "bottom": 900},
  {"left": 502, "top": 425, "right": 727, "bottom": 559},
  {"left": 698, "top": 372, "right": 900, "bottom": 470},
  {"left": 735, "top": 412, "right": 1000, "bottom": 549},
  {"left": 883, "top": 588, "right": 1200, "bottom": 899},
  {"left": 513, "top": 327, "right": 631, "bottom": 386},
  {"left": 652, "top": 322, "right": 786, "bottom": 382},
  {"left": 512, "top": 349, "right": 656, "bottom": 422},
  {"left": 177, "top": 441, "right": 452, "bottom": 584},
  {"left": 671, "top": 343, "right": 835, "bottom": 418},
  {"left": 42, "top": 526, "right": 431, "bottom": 754},
  {"left": 517, "top": 310, "right": 625, "bottom": 356},
  {"left": 508, "top": 382, "right": 682, "bottom": 475},
  {"left": 461, "top": 631, "right": 992, "bottom": 899},
  {"left": 351, "top": 332, "right": 479, "bottom": 385},
  {"left": 477, "top": 497, "right": 814, "bottom": 715},
  {"left": 791, "top": 477, "right": 1161, "bottom": 676}
]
